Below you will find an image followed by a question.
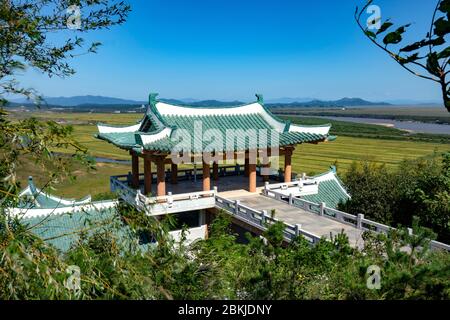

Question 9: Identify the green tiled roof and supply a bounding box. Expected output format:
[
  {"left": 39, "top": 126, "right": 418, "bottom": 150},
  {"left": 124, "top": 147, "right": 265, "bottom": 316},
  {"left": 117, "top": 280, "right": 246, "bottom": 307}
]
[
  {"left": 96, "top": 131, "right": 139, "bottom": 149},
  {"left": 21, "top": 207, "right": 141, "bottom": 252},
  {"left": 22, "top": 208, "right": 116, "bottom": 251},
  {"left": 302, "top": 180, "right": 348, "bottom": 209},
  {"left": 96, "top": 93, "right": 334, "bottom": 153},
  {"left": 18, "top": 177, "right": 91, "bottom": 209},
  {"left": 11, "top": 178, "right": 140, "bottom": 252},
  {"left": 302, "top": 167, "right": 350, "bottom": 209},
  {"left": 136, "top": 130, "right": 326, "bottom": 153}
]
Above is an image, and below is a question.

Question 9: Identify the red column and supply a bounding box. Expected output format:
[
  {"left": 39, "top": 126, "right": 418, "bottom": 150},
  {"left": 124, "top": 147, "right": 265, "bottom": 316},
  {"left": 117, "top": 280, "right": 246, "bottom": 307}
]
[
  {"left": 284, "top": 147, "right": 293, "bottom": 183},
  {"left": 249, "top": 164, "right": 256, "bottom": 192},
  {"left": 131, "top": 151, "right": 139, "bottom": 189},
  {"left": 156, "top": 156, "right": 166, "bottom": 197},
  {"left": 248, "top": 150, "right": 256, "bottom": 192},
  {"left": 203, "top": 161, "right": 211, "bottom": 191}
]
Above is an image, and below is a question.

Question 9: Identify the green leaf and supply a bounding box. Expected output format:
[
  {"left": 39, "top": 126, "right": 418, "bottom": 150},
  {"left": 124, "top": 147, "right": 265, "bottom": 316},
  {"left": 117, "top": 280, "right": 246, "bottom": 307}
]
[
  {"left": 438, "top": 0, "right": 450, "bottom": 14},
  {"left": 437, "top": 46, "right": 450, "bottom": 59},
  {"left": 383, "top": 31, "right": 402, "bottom": 45},
  {"left": 376, "top": 21, "right": 393, "bottom": 35},
  {"left": 383, "top": 25, "right": 410, "bottom": 46},
  {"left": 429, "top": 36, "right": 446, "bottom": 46},
  {"left": 365, "top": 30, "right": 377, "bottom": 39},
  {"left": 426, "top": 52, "right": 441, "bottom": 77},
  {"left": 400, "top": 41, "right": 426, "bottom": 52},
  {"left": 400, "top": 37, "right": 445, "bottom": 52},
  {"left": 399, "top": 53, "right": 420, "bottom": 65},
  {"left": 434, "top": 17, "right": 450, "bottom": 37}
]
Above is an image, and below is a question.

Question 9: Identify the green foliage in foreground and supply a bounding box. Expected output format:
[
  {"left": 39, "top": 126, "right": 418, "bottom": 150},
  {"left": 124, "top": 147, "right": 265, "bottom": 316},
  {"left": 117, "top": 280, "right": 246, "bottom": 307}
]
[
  {"left": 339, "top": 152, "right": 450, "bottom": 243},
  {"left": 1, "top": 209, "right": 449, "bottom": 300}
]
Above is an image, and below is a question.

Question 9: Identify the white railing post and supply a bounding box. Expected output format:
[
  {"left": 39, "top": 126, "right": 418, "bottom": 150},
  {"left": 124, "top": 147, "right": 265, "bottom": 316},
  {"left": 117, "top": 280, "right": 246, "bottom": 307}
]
[
  {"left": 264, "top": 181, "right": 269, "bottom": 195},
  {"left": 357, "top": 213, "right": 364, "bottom": 229},
  {"left": 261, "top": 210, "right": 267, "bottom": 224},
  {"left": 234, "top": 200, "right": 240, "bottom": 215},
  {"left": 289, "top": 193, "right": 293, "bottom": 205},
  {"left": 319, "top": 202, "right": 325, "bottom": 216},
  {"left": 295, "top": 224, "right": 301, "bottom": 237},
  {"left": 167, "top": 192, "right": 173, "bottom": 206}
]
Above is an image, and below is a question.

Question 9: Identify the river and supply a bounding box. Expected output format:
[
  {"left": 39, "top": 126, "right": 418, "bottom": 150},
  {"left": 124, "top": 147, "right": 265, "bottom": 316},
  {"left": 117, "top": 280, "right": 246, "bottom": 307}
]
[{"left": 297, "top": 115, "right": 450, "bottom": 135}]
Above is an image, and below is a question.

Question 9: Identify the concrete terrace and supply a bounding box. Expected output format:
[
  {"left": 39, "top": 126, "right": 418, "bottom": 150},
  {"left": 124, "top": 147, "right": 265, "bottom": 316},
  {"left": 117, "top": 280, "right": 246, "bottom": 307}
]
[
  {"left": 126, "top": 172, "right": 364, "bottom": 248},
  {"left": 220, "top": 190, "right": 365, "bottom": 249}
]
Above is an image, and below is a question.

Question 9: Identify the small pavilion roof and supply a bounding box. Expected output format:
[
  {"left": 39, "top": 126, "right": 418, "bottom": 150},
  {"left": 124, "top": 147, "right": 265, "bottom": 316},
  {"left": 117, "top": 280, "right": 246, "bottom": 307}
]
[
  {"left": 6, "top": 178, "right": 126, "bottom": 252},
  {"left": 302, "top": 166, "right": 351, "bottom": 209},
  {"left": 96, "top": 93, "right": 335, "bottom": 154},
  {"left": 16, "top": 177, "right": 92, "bottom": 210}
]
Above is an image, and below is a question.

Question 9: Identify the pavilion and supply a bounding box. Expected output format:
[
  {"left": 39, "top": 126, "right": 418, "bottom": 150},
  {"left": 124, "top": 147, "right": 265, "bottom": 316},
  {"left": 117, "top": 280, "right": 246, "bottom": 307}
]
[{"left": 96, "top": 93, "right": 335, "bottom": 197}]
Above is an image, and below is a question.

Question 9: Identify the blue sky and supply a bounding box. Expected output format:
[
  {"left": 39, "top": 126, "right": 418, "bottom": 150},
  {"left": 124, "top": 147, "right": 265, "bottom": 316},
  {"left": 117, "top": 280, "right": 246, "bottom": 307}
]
[{"left": 18, "top": 0, "right": 443, "bottom": 102}]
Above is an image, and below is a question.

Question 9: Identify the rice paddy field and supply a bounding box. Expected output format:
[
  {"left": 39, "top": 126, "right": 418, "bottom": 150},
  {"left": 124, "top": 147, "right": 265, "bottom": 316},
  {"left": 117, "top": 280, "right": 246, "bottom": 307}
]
[
  {"left": 8, "top": 110, "right": 450, "bottom": 198},
  {"left": 289, "top": 136, "right": 448, "bottom": 174}
]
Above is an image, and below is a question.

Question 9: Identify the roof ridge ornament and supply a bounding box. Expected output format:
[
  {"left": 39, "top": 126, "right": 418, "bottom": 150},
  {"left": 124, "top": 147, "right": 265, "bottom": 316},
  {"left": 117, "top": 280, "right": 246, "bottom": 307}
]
[
  {"left": 149, "top": 93, "right": 159, "bottom": 106},
  {"left": 255, "top": 93, "right": 264, "bottom": 104},
  {"left": 28, "top": 176, "right": 37, "bottom": 195}
]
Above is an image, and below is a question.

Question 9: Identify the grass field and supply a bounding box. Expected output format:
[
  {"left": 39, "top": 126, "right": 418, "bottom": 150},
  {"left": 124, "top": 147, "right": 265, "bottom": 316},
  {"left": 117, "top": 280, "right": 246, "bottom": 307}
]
[
  {"left": 9, "top": 110, "right": 450, "bottom": 198},
  {"left": 288, "top": 136, "right": 448, "bottom": 174}
]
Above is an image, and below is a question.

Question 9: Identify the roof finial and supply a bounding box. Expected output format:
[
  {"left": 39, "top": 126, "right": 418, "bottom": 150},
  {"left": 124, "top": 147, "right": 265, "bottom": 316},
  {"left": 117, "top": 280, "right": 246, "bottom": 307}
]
[
  {"left": 149, "top": 93, "right": 159, "bottom": 106},
  {"left": 28, "top": 176, "right": 37, "bottom": 194},
  {"left": 255, "top": 93, "right": 264, "bottom": 104}
]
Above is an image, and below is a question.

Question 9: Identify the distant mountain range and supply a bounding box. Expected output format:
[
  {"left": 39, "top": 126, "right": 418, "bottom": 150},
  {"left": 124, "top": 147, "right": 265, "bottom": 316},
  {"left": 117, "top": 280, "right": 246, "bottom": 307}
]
[
  {"left": 268, "top": 97, "right": 390, "bottom": 107},
  {"left": 6, "top": 95, "right": 402, "bottom": 112},
  {"left": 11, "top": 95, "right": 147, "bottom": 106}
]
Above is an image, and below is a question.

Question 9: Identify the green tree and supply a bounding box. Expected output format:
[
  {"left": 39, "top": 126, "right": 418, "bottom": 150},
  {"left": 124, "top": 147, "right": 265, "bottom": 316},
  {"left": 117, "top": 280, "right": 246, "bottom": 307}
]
[
  {"left": 0, "top": 0, "right": 130, "bottom": 198},
  {"left": 395, "top": 153, "right": 450, "bottom": 243},
  {"left": 356, "top": 0, "right": 450, "bottom": 112},
  {"left": 340, "top": 152, "right": 450, "bottom": 243},
  {"left": 0, "top": 0, "right": 130, "bottom": 104},
  {"left": 338, "top": 161, "right": 399, "bottom": 224}
]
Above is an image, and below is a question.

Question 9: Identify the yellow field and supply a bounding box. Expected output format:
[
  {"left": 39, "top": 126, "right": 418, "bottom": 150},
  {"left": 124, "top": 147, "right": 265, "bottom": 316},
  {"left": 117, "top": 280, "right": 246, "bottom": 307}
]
[{"left": 290, "top": 136, "right": 449, "bottom": 174}]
